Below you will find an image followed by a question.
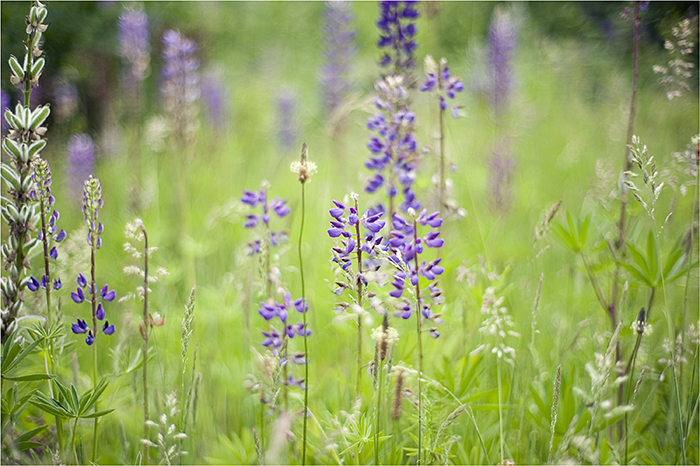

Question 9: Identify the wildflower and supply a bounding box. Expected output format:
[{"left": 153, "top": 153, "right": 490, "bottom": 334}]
[
  {"left": 290, "top": 143, "right": 317, "bottom": 184},
  {"left": 118, "top": 5, "right": 150, "bottom": 81},
  {"left": 420, "top": 55, "right": 464, "bottom": 118},
  {"left": 162, "top": 29, "right": 199, "bottom": 144},
  {"left": 201, "top": 70, "right": 229, "bottom": 130},
  {"left": 276, "top": 89, "right": 299, "bottom": 151},
  {"left": 241, "top": 185, "right": 290, "bottom": 255},
  {"left": 653, "top": 18, "right": 696, "bottom": 100}
]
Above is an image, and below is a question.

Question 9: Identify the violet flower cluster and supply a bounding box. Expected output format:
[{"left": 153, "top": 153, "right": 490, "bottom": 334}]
[
  {"left": 420, "top": 56, "right": 464, "bottom": 118},
  {"left": 365, "top": 76, "right": 420, "bottom": 215},
  {"left": 201, "top": 70, "right": 229, "bottom": 131},
  {"left": 387, "top": 209, "right": 444, "bottom": 336},
  {"left": 66, "top": 134, "right": 95, "bottom": 201},
  {"left": 377, "top": 1, "right": 420, "bottom": 77},
  {"left": 328, "top": 199, "right": 385, "bottom": 273},
  {"left": 162, "top": 29, "right": 200, "bottom": 143},
  {"left": 70, "top": 176, "right": 116, "bottom": 345},
  {"left": 241, "top": 188, "right": 290, "bottom": 255},
  {"left": 27, "top": 159, "right": 66, "bottom": 293},
  {"left": 320, "top": 1, "right": 356, "bottom": 116},
  {"left": 258, "top": 292, "right": 310, "bottom": 389}
]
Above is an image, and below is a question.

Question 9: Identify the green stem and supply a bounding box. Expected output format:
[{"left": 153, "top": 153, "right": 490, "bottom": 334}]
[
  {"left": 90, "top": 219, "right": 98, "bottom": 464},
  {"left": 72, "top": 416, "right": 79, "bottom": 464},
  {"left": 354, "top": 198, "right": 364, "bottom": 399},
  {"left": 412, "top": 217, "right": 423, "bottom": 465},
  {"left": 497, "top": 357, "right": 504, "bottom": 464},
  {"left": 438, "top": 65, "right": 445, "bottom": 210},
  {"left": 299, "top": 183, "right": 309, "bottom": 465},
  {"left": 141, "top": 224, "right": 150, "bottom": 465},
  {"left": 374, "top": 364, "right": 384, "bottom": 465}
]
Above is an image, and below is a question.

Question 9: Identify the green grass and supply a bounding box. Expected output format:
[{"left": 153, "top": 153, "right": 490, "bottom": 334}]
[{"left": 2, "top": 2, "right": 698, "bottom": 465}]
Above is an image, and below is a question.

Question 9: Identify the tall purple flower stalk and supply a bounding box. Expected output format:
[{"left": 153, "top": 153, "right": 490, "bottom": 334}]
[
  {"left": 162, "top": 29, "right": 199, "bottom": 145},
  {"left": 118, "top": 6, "right": 150, "bottom": 82},
  {"left": 320, "top": 1, "right": 356, "bottom": 116},
  {"left": 201, "top": 70, "right": 229, "bottom": 131},
  {"left": 488, "top": 7, "right": 516, "bottom": 120},
  {"left": 66, "top": 134, "right": 95, "bottom": 201},
  {"left": 365, "top": 76, "right": 420, "bottom": 221},
  {"left": 488, "top": 7, "right": 517, "bottom": 210},
  {"left": 377, "top": 1, "right": 420, "bottom": 78},
  {"left": 276, "top": 89, "right": 299, "bottom": 151}
]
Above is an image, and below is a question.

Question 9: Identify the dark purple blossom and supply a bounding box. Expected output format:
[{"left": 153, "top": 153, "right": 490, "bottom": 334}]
[
  {"left": 66, "top": 134, "right": 95, "bottom": 201},
  {"left": 241, "top": 188, "right": 290, "bottom": 255},
  {"left": 320, "top": 1, "right": 357, "bottom": 116},
  {"left": 258, "top": 292, "right": 311, "bottom": 358},
  {"left": 377, "top": 1, "right": 420, "bottom": 76}
]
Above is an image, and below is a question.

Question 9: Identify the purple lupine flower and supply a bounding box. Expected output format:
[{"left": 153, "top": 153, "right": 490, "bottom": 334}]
[
  {"left": 488, "top": 149, "right": 514, "bottom": 211},
  {"left": 258, "top": 292, "right": 311, "bottom": 359},
  {"left": 241, "top": 188, "right": 290, "bottom": 255},
  {"left": 386, "top": 210, "right": 444, "bottom": 334},
  {"left": 118, "top": 5, "right": 150, "bottom": 81},
  {"left": 276, "top": 89, "right": 299, "bottom": 151},
  {"left": 27, "top": 159, "right": 66, "bottom": 295},
  {"left": 70, "top": 176, "right": 116, "bottom": 345},
  {"left": 327, "top": 198, "right": 386, "bottom": 273},
  {"left": 201, "top": 70, "right": 229, "bottom": 130},
  {"left": 488, "top": 7, "right": 516, "bottom": 119},
  {"left": 1, "top": 89, "right": 10, "bottom": 134},
  {"left": 320, "top": 1, "right": 357, "bottom": 116},
  {"left": 420, "top": 57, "right": 464, "bottom": 118},
  {"left": 66, "top": 134, "right": 95, "bottom": 201},
  {"left": 364, "top": 76, "right": 420, "bottom": 215},
  {"left": 377, "top": 1, "right": 420, "bottom": 77},
  {"left": 162, "top": 29, "right": 200, "bottom": 143}
]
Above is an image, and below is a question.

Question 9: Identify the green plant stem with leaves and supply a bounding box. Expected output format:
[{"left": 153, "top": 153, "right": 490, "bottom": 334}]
[
  {"left": 298, "top": 182, "right": 309, "bottom": 464},
  {"left": 353, "top": 197, "right": 364, "bottom": 399},
  {"left": 89, "top": 217, "right": 99, "bottom": 463}
]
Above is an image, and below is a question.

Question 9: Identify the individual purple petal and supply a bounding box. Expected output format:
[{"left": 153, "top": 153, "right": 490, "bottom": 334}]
[
  {"left": 55, "top": 229, "right": 67, "bottom": 242},
  {"left": 294, "top": 298, "right": 308, "bottom": 313},
  {"left": 101, "top": 284, "right": 116, "bottom": 302},
  {"left": 86, "top": 332, "right": 95, "bottom": 345},
  {"left": 53, "top": 279, "right": 62, "bottom": 290},
  {"left": 49, "top": 246, "right": 58, "bottom": 260},
  {"left": 71, "top": 318, "right": 89, "bottom": 334},
  {"left": 27, "top": 276, "right": 40, "bottom": 292},
  {"left": 102, "top": 321, "right": 115, "bottom": 335},
  {"left": 77, "top": 273, "right": 88, "bottom": 288},
  {"left": 71, "top": 287, "right": 85, "bottom": 304},
  {"left": 96, "top": 303, "right": 105, "bottom": 320}
]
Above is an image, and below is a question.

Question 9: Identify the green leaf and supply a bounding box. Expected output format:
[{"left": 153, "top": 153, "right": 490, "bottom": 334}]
[
  {"left": 647, "top": 232, "right": 659, "bottom": 283},
  {"left": 626, "top": 242, "right": 651, "bottom": 283},
  {"left": 620, "top": 262, "right": 652, "bottom": 287},
  {"left": 579, "top": 215, "right": 590, "bottom": 247},
  {"left": 2, "top": 373, "right": 53, "bottom": 382},
  {"left": 551, "top": 221, "right": 579, "bottom": 252},
  {"left": 14, "top": 441, "right": 43, "bottom": 452},
  {"left": 15, "top": 425, "right": 48, "bottom": 443},
  {"left": 2, "top": 336, "right": 43, "bottom": 374},
  {"left": 29, "top": 392, "right": 71, "bottom": 419}
]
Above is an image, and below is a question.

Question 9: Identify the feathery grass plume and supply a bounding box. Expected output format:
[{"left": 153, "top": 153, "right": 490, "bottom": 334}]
[
  {"left": 548, "top": 364, "right": 562, "bottom": 462},
  {"left": 66, "top": 134, "right": 95, "bottom": 202},
  {"left": 1, "top": 0, "right": 50, "bottom": 343},
  {"left": 534, "top": 200, "right": 562, "bottom": 247},
  {"left": 181, "top": 286, "right": 196, "bottom": 374},
  {"left": 320, "top": 1, "right": 356, "bottom": 119},
  {"left": 669, "top": 135, "right": 699, "bottom": 197},
  {"left": 420, "top": 55, "right": 464, "bottom": 211},
  {"left": 290, "top": 142, "right": 315, "bottom": 464},
  {"left": 433, "top": 403, "right": 466, "bottom": 451},
  {"left": 653, "top": 17, "right": 696, "bottom": 100},
  {"left": 623, "top": 136, "right": 664, "bottom": 221},
  {"left": 327, "top": 193, "right": 387, "bottom": 397},
  {"left": 141, "top": 391, "right": 188, "bottom": 465},
  {"left": 122, "top": 219, "right": 167, "bottom": 464}
]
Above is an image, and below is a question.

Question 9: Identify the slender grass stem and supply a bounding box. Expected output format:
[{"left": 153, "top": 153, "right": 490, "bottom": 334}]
[
  {"left": 412, "top": 217, "right": 424, "bottom": 465},
  {"left": 374, "top": 363, "right": 384, "bottom": 465},
  {"left": 299, "top": 182, "right": 309, "bottom": 464},
  {"left": 438, "top": 70, "right": 446, "bottom": 210},
  {"left": 354, "top": 198, "right": 365, "bottom": 399},
  {"left": 90, "top": 226, "right": 99, "bottom": 463}
]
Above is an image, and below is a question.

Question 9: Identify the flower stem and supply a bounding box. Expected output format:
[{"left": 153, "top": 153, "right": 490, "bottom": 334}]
[
  {"left": 141, "top": 224, "right": 150, "bottom": 465},
  {"left": 354, "top": 198, "right": 364, "bottom": 399},
  {"left": 438, "top": 65, "right": 446, "bottom": 210},
  {"left": 497, "top": 357, "right": 504, "bottom": 464},
  {"left": 412, "top": 217, "right": 423, "bottom": 465},
  {"left": 299, "top": 182, "right": 309, "bottom": 464},
  {"left": 90, "top": 220, "right": 99, "bottom": 463}
]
